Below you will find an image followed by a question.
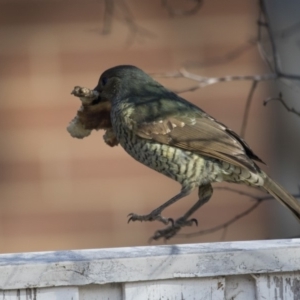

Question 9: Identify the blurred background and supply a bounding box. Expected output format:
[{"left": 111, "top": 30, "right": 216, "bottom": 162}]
[{"left": 0, "top": 0, "right": 299, "bottom": 253}]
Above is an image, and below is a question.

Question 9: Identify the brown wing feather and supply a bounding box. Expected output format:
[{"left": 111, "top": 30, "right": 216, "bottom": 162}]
[{"left": 127, "top": 109, "right": 260, "bottom": 173}]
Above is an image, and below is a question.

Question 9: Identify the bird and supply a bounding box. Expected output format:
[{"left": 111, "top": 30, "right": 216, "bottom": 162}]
[{"left": 69, "top": 65, "right": 300, "bottom": 240}]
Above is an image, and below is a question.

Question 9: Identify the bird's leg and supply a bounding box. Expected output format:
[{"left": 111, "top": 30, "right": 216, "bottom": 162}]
[
  {"left": 128, "top": 188, "right": 192, "bottom": 225},
  {"left": 151, "top": 184, "right": 213, "bottom": 240}
]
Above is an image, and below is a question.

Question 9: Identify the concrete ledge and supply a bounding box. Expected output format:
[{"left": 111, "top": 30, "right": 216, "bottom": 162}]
[{"left": 0, "top": 239, "right": 300, "bottom": 290}]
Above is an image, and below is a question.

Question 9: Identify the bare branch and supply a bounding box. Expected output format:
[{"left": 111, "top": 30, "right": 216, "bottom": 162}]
[
  {"left": 152, "top": 69, "right": 277, "bottom": 94},
  {"left": 259, "top": 0, "right": 300, "bottom": 80},
  {"left": 177, "top": 186, "right": 267, "bottom": 238},
  {"left": 177, "top": 186, "right": 300, "bottom": 239},
  {"left": 264, "top": 93, "right": 300, "bottom": 117}
]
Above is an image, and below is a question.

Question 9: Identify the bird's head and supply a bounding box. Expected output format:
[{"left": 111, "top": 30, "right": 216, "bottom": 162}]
[{"left": 93, "top": 65, "right": 164, "bottom": 104}]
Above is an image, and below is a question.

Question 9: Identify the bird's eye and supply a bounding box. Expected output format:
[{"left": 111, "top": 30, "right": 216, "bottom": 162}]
[{"left": 101, "top": 77, "right": 108, "bottom": 86}]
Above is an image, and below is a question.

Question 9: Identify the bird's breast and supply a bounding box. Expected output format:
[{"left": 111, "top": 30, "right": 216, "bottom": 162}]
[{"left": 112, "top": 117, "right": 224, "bottom": 186}]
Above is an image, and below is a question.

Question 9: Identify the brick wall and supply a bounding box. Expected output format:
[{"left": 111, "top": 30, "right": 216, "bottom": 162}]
[{"left": 0, "top": 0, "right": 276, "bottom": 253}]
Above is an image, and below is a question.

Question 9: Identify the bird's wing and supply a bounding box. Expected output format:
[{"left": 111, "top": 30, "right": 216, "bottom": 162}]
[{"left": 123, "top": 97, "right": 262, "bottom": 173}]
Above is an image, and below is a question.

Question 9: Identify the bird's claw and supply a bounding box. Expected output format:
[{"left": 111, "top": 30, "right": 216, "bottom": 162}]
[
  {"left": 183, "top": 218, "right": 198, "bottom": 227},
  {"left": 167, "top": 218, "right": 175, "bottom": 226},
  {"left": 151, "top": 226, "right": 180, "bottom": 241},
  {"left": 127, "top": 213, "right": 172, "bottom": 225},
  {"left": 150, "top": 217, "right": 198, "bottom": 241},
  {"left": 174, "top": 216, "right": 198, "bottom": 227}
]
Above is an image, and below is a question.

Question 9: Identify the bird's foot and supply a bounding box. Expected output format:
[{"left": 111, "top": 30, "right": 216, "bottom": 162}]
[
  {"left": 151, "top": 217, "right": 198, "bottom": 241},
  {"left": 128, "top": 212, "right": 172, "bottom": 225}
]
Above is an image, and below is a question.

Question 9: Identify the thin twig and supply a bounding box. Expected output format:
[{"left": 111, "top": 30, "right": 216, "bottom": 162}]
[
  {"left": 264, "top": 93, "right": 300, "bottom": 117},
  {"left": 240, "top": 81, "right": 258, "bottom": 138},
  {"left": 257, "top": 15, "right": 300, "bottom": 95},
  {"left": 256, "top": 9, "right": 275, "bottom": 71}
]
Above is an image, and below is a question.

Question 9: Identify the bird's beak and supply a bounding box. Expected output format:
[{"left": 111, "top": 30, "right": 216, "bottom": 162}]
[{"left": 93, "top": 83, "right": 102, "bottom": 93}]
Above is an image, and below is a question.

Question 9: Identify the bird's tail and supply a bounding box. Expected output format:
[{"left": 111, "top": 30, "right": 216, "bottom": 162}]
[{"left": 262, "top": 173, "right": 300, "bottom": 220}]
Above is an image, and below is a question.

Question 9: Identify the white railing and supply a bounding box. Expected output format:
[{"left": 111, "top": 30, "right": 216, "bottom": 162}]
[{"left": 0, "top": 239, "right": 300, "bottom": 299}]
